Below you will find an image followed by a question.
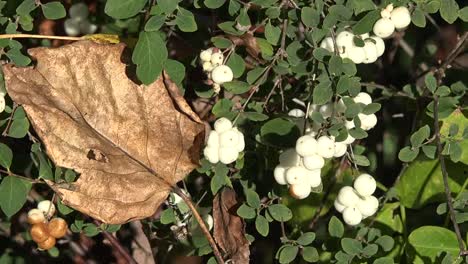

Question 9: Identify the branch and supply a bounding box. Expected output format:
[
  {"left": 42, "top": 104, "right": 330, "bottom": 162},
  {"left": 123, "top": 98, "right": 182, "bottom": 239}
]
[
  {"left": 432, "top": 32, "right": 468, "bottom": 257},
  {"left": 93, "top": 220, "right": 137, "bottom": 264}
]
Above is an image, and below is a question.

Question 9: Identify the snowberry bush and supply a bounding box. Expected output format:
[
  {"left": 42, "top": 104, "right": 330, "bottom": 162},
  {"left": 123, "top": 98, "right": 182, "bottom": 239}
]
[{"left": 0, "top": 0, "right": 467, "bottom": 263}]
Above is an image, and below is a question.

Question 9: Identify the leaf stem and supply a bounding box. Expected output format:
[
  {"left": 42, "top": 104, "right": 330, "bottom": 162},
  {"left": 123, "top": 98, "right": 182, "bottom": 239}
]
[{"left": 0, "top": 169, "right": 44, "bottom": 184}]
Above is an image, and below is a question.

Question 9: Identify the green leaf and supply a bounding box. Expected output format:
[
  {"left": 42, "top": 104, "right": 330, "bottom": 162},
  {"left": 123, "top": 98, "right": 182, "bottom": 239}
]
[
  {"left": 440, "top": 110, "right": 468, "bottom": 164},
  {"left": 301, "top": 7, "right": 320, "bottom": 27},
  {"left": 410, "top": 125, "right": 430, "bottom": 147},
  {"left": 175, "top": 8, "right": 197, "bottom": 32},
  {"left": 105, "top": 0, "right": 147, "bottom": 19},
  {"left": 247, "top": 67, "right": 266, "bottom": 84},
  {"left": 373, "top": 257, "right": 395, "bottom": 264},
  {"left": 398, "top": 146, "right": 419, "bottom": 162},
  {"left": 351, "top": 0, "right": 375, "bottom": 15},
  {"left": 83, "top": 224, "right": 100, "bottom": 237},
  {"left": 375, "top": 235, "right": 394, "bottom": 252},
  {"left": 157, "top": 0, "right": 180, "bottom": 14},
  {"left": 16, "top": 0, "right": 36, "bottom": 16},
  {"left": 459, "top": 7, "right": 468, "bottom": 22},
  {"left": 57, "top": 198, "right": 74, "bottom": 215},
  {"left": 362, "top": 244, "right": 378, "bottom": 257},
  {"left": 268, "top": 204, "right": 292, "bottom": 222},
  {"left": 145, "top": 15, "right": 166, "bottom": 31},
  {"left": 223, "top": 81, "right": 251, "bottom": 94},
  {"left": 0, "top": 143, "right": 13, "bottom": 170},
  {"left": 64, "top": 169, "right": 77, "bottom": 182},
  {"left": 132, "top": 31, "right": 168, "bottom": 84},
  {"left": 164, "top": 59, "right": 185, "bottom": 84},
  {"left": 408, "top": 226, "right": 462, "bottom": 262},
  {"left": 255, "top": 215, "right": 269, "bottom": 237},
  {"left": 160, "top": 208, "right": 176, "bottom": 224},
  {"left": 0, "top": 176, "right": 31, "bottom": 217},
  {"left": 41, "top": 2, "right": 66, "bottom": 20},
  {"left": 286, "top": 41, "right": 302, "bottom": 66},
  {"left": 328, "top": 216, "right": 344, "bottom": 238},
  {"left": 237, "top": 204, "right": 256, "bottom": 219},
  {"left": 425, "top": 73, "right": 437, "bottom": 92},
  {"left": 362, "top": 103, "right": 381, "bottom": 115},
  {"left": 412, "top": 8, "right": 426, "bottom": 27},
  {"left": 296, "top": 232, "right": 315, "bottom": 246},
  {"left": 211, "top": 37, "right": 232, "bottom": 49},
  {"left": 302, "top": 246, "right": 319, "bottom": 262},
  {"left": 205, "top": 0, "right": 226, "bottom": 9},
  {"left": 246, "top": 189, "right": 261, "bottom": 208},
  {"left": 440, "top": 0, "right": 459, "bottom": 24},
  {"left": 226, "top": 53, "right": 245, "bottom": 78},
  {"left": 312, "top": 81, "right": 332, "bottom": 105},
  {"left": 353, "top": 10, "right": 380, "bottom": 34},
  {"left": 243, "top": 112, "right": 269, "bottom": 121},
  {"left": 374, "top": 202, "right": 403, "bottom": 233},
  {"left": 341, "top": 238, "right": 362, "bottom": 255},
  {"left": 6, "top": 49, "right": 31, "bottom": 66},
  {"left": 212, "top": 98, "right": 233, "bottom": 118},
  {"left": 265, "top": 22, "right": 281, "bottom": 45},
  {"left": 261, "top": 118, "right": 300, "bottom": 148},
  {"left": 8, "top": 117, "right": 30, "bottom": 138},
  {"left": 211, "top": 163, "right": 231, "bottom": 194},
  {"left": 329, "top": 55, "right": 342, "bottom": 76},
  {"left": 279, "top": 245, "right": 299, "bottom": 264}
]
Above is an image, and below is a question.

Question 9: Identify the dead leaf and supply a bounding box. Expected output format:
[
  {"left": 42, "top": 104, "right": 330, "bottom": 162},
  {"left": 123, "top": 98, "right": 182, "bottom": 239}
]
[
  {"left": 3, "top": 41, "right": 205, "bottom": 224},
  {"left": 213, "top": 188, "right": 250, "bottom": 263},
  {"left": 226, "top": 33, "right": 263, "bottom": 63}
]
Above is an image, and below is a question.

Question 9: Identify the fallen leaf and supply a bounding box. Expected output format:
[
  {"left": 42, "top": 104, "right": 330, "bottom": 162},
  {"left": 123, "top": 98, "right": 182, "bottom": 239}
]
[
  {"left": 213, "top": 188, "right": 250, "bottom": 263},
  {"left": 3, "top": 41, "right": 205, "bottom": 224}
]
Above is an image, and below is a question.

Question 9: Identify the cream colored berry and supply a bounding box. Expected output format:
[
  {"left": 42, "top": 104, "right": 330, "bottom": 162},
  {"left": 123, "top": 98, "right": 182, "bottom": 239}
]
[
  {"left": 359, "top": 113, "right": 377, "bottom": 131},
  {"left": 219, "top": 147, "right": 239, "bottom": 164},
  {"left": 204, "top": 146, "right": 219, "bottom": 163},
  {"left": 80, "top": 20, "right": 97, "bottom": 35},
  {"left": 380, "top": 9, "right": 391, "bottom": 19},
  {"left": 303, "top": 154, "right": 325, "bottom": 170},
  {"left": 354, "top": 92, "right": 372, "bottom": 105},
  {"left": 219, "top": 130, "right": 239, "bottom": 148},
  {"left": 27, "top": 209, "right": 46, "bottom": 224},
  {"left": 285, "top": 166, "right": 308, "bottom": 185},
  {"left": 316, "top": 136, "right": 335, "bottom": 158},
  {"left": 207, "top": 131, "right": 219, "bottom": 147},
  {"left": 211, "top": 65, "right": 234, "bottom": 84},
  {"left": 320, "top": 37, "right": 335, "bottom": 52},
  {"left": 334, "top": 200, "right": 346, "bottom": 213},
  {"left": 200, "top": 49, "right": 213, "bottom": 62},
  {"left": 210, "top": 52, "right": 224, "bottom": 65},
  {"left": 37, "top": 200, "right": 55, "bottom": 218},
  {"left": 333, "top": 142, "right": 347, "bottom": 157},
  {"left": 204, "top": 214, "right": 214, "bottom": 231},
  {"left": 353, "top": 173, "right": 377, "bottom": 197},
  {"left": 214, "top": 117, "right": 232, "bottom": 133},
  {"left": 356, "top": 195, "right": 379, "bottom": 218},
  {"left": 64, "top": 18, "right": 80, "bottom": 36},
  {"left": 289, "top": 184, "right": 312, "bottom": 199},
  {"left": 203, "top": 61, "right": 214, "bottom": 72},
  {"left": 343, "top": 134, "right": 355, "bottom": 144},
  {"left": 363, "top": 41, "right": 378, "bottom": 64},
  {"left": 0, "top": 96, "right": 5, "bottom": 113},
  {"left": 296, "top": 135, "right": 318, "bottom": 157},
  {"left": 337, "top": 186, "right": 360, "bottom": 207},
  {"left": 274, "top": 165, "right": 288, "bottom": 185},
  {"left": 306, "top": 168, "right": 322, "bottom": 188},
  {"left": 373, "top": 18, "right": 395, "bottom": 38},
  {"left": 385, "top": 3, "right": 394, "bottom": 12},
  {"left": 371, "top": 36, "right": 385, "bottom": 57},
  {"left": 288, "top": 108, "right": 305, "bottom": 117},
  {"left": 391, "top": 6, "right": 411, "bottom": 29},
  {"left": 347, "top": 46, "right": 366, "bottom": 64},
  {"left": 319, "top": 103, "right": 333, "bottom": 118},
  {"left": 336, "top": 31, "right": 354, "bottom": 49},
  {"left": 342, "top": 206, "right": 363, "bottom": 226},
  {"left": 233, "top": 128, "right": 245, "bottom": 152}
]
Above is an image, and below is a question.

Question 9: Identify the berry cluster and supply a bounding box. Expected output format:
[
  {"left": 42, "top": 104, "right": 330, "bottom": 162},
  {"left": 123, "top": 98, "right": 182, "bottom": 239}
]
[
  {"left": 334, "top": 174, "right": 379, "bottom": 226},
  {"left": 64, "top": 3, "right": 97, "bottom": 37},
  {"left": 320, "top": 31, "right": 385, "bottom": 65},
  {"left": 27, "top": 200, "right": 68, "bottom": 250},
  {"left": 373, "top": 4, "right": 411, "bottom": 38},
  {"left": 203, "top": 117, "right": 245, "bottom": 164},
  {"left": 199, "top": 48, "right": 234, "bottom": 93}
]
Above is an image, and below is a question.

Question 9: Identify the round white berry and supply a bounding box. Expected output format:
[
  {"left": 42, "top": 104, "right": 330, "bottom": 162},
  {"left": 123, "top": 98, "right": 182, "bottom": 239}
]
[
  {"left": 363, "top": 41, "right": 378, "bottom": 64},
  {"left": 359, "top": 113, "right": 377, "bottom": 131},
  {"left": 337, "top": 186, "right": 360, "bottom": 207},
  {"left": 274, "top": 165, "right": 288, "bottom": 185},
  {"left": 279, "top": 148, "right": 301, "bottom": 167},
  {"left": 373, "top": 18, "right": 395, "bottom": 38},
  {"left": 203, "top": 61, "right": 214, "bottom": 72},
  {"left": 207, "top": 130, "right": 219, "bottom": 147},
  {"left": 334, "top": 200, "right": 346, "bottom": 213},
  {"left": 37, "top": 200, "right": 56, "bottom": 218},
  {"left": 289, "top": 184, "right": 311, "bottom": 199},
  {"left": 385, "top": 3, "right": 394, "bottom": 12},
  {"left": 343, "top": 134, "right": 355, "bottom": 144},
  {"left": 333, "top": 142, "right": 347, "bottom": 157},
  {"left": 219, "top": 130, "right": 239, "bottom": 148},
  {"left": 211, "top": 65, "right": 234, "bottom": 84},
  {"left": 360, "top": 33, "right": 370, "bottom": 39},
  {"left": 306, "top": 168, "right": 322, "bottom": 188},
  {"left": 336, "top": 31, "right": 354, "bottom": 49},
  {"left": 69, "top": 3, "right": 89, "bottom": 20},
  {"left": 64, "top": 18, "right": 80, "bottom": 37},
  {"left": 354, "top": 173, "right": 377, "bottom": 197},
  {"left": 380, "top": 9, "right": 391, "bottom": 19},
  {"left": 345, "top": 120, "right": 355, "bottom": 130},
  {"left": 233, "top": 128, "right": 245, "bottom": 152},
  {"left": 296, "top": 135, "right": 318, "bottom": 157},
  {"left": 371, "top": 36, "right": 385, "bottom": 57},
  {"left": 80, "top": 20, "right": 97, "bottom": 35},
  {"left": 391, "top": 6, "right": 411, "bottom": 29},
  {"left": 214, "top": 117, "right": 232, "bottom": 133},
  {"left": 319, "top": 103, "right": 333, "bottom": 118},
  {"left": 204, "top": 146, "right": 219, "bottom": 163},
  {"left": 204, "top": 214, "right": 214, "bottom": 231},
  {"left": 219, "top": 147, "right": 239, "bottom": 164},
  {"left": 342, "top": 206, "right": 363, "bottom": 226},
  {"left": 285, "top": 166, "right": 308, "bottom": 185},
  {"left": 288, "top": 108, "right": 305, "bottom": 117},
  {"left": 320, "top": 37, "right": 335, "bottom": 52},
  {"left": 200, "top": 49, "right": 213, "bottom": 62},
  {"left": 303, "top": 154, "right": 325, "bottom": 170},
  {"left": 0, "top": 96, "right": 5, "bottom": 113},
  {"left": 316, "top": 136, "right": 335, "bottom": 159},
  {"left": 356, "top": 195, "right": 379, "bottom": 218},
  {"left": 347, "top": 46, "right": 366, "bottom": 64},
  {"left": 210, "top": 52, "right": 224, "bottom": 65},
  {"left": 353, "top": 92, "right": 372, "bottom": 105}
]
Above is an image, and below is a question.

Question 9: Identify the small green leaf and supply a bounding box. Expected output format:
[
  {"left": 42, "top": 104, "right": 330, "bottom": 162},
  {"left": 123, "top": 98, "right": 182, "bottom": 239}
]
[
  {"left": 145, "top": 15, "right": 166, "bottom": 31},
  {"left": 164, "top": 59, "right": 185, "bottom": 84},
  {"left": 279, "top": 245, "right": 299, "bottom": 264},
  {"left": 302, "top": 246, "right": 319, "bottom": 262},
  {"left": 83, "top": 224, "right": 100, "bottom": 237},
  {"left": 301, "top": 7, "right": 320, "bottom": 27},
  {"left": 237, "top": 204, "right": 256, "bottom": 219},
  {"left": 16, "top": 0, "right": 36, "bottom": 16},
  {"left": 412, "top": 8, "right": 426, "bottom": 27},
  {"left": 8, "top": 117, "right": 30, "bottom": 138},
  {"left": 440, "top": 0, "right": 459, "bottom": 24},
  {"left": 175, "top": 8, "right": 197, "bottom": 32},
  {"left": 205, "top": 0, "right": 226, "bottom": 9},
  {"left": 425, "top": 73, "right": 437, "bottom": 92},
  {"left": 353, "top": 10, "right": 380, "bottom": 34},
  {"left": 265, "top": 22, "right": 281, "bottom": 45},
  {"left": 132, "top": 31, "right": 168, "bottom": 84},
  {"left": 104, "top": 0, "right": 148, "bottom": 19},
  {"left": 296, "top": 232, "right": 315, "bottom": 246},
  {"left": 246, "top": 189, "right": 261, "bottom": 208},
  {"left": 362, "top": 244, "right": 378, "bottom": 257},
  {"left": 223, "top": 81, "right": 250, "bottom": 94},
  {"left": 255, "top": 215, "right": 269, "bottom": 236},
  {"left": 212, "top": 98, "right": 233, "bottom": 118},
  {"left": 243, "top": 112, "right": 269, "bottom": 121},
  {"left": 157, "top": 0, "right": 180, "bottom": 14},
  {"left": 57, "top": 198, "right": 74, "bottom": 215},
  {"left": 0, "top": 143, "right": 13, "bottom": 170},
  {"left": 328, "top": 216, "right": 344, "bottom": 238},
  {"left": 375, "top": 235, "right": 394, "bottom": 252},
  {"left": 226, "top": 53, "right": 245, "bottom": 78},
  {"left": 341, "top": 238, "right": 362, "bottom": 255},
  {"left": 313, "top": 81, "right": 332, "bottom": 105},
  {"left": 41, "top": 2, "right": 66, "bottom": 20},
  {"left": 459, "top": 7, "right": 468, "bottom": 22},
  {"left": 410, "top": 125, "right": 430, "bottom": 147},
  {"left": 160, "top": 208, "right": 176, "bottom": 224},
  {"left": 362, "top": 103, "right": 381, "bottom": 115},
  {"left": 6, "top": 49, "right": 31, "bottom": 67},
  {"left": 0, "top": 176, "right": 31, "bottom": 217},
  {"left": 398, "top": 146, "right": 419, "bottom": 162},
  {"left": 268, "top": 204, "right": 292, "bottom": 222}
]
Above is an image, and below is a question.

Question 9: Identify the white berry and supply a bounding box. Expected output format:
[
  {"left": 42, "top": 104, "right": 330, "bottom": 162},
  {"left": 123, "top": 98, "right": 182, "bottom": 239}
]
[
  {"left": 200, "top": 49, "right": 213, "bottom": 62},
  {"left": 354, "top": 173, "right": 377, "bottom": 197},
  {"left": 333, "top": 142, "right": 347, "bottom": 157},
  {"left": 0, "top": 96, "right": 5, "bottom": 113},
  {"left": 316, "top": 136, "right": 335, "bottom": 159},
  {"left": 204, "top": 214, "right": 214, "bottom": 231},
  {"left": 69, "top": 3, "right": 89, "bottom": 20},
  {"left": 320, "top": 37, "right": 335, "bottom": 52},
  {"left": 319, "top": 103, "right": 333, "bottom": 118},
  {"left": 204, "top": 146, "right": 219, "bottom": 163},
  {"left": 289, "top": 184, "right": 311, "bottom": 199},
  {"left": 274, "top": 165, "right": 288, "bottom": 185},
  {"left": 37, "top": 200, "right": 56, "bottom": 218},
  {"left": 385, "top": 3, "right": 394, "bottom": 12},
  {"left": 337, "top": 186, "right": 359, "bottom": 207},
  {"left": 233, "top": 128, "right": 245, "bottom": 152},
  {"left": 303, "top": 154, "right": 325, "bottom": 170},
  {"left": 285, "top": 166, "right": 308, "bottom": 185},
  {"left": 219, "top": 130, "right": 239, "bottom": 148},
  {"left": 306, "top": 169, "right": 322, "bottom": 188},
  {"left": 207, "top": 131, "right": 219, "bottom": 147},
  {"left": 219, "top": 147, "right": 239, "bottom": 164},
  {"left": 211, "top": 65, "right": 234, "bottom": 84},
  {"left": 371, "top": 36, "right": 385, "bottom": 57},
  {"left": 356, "top": 195, "right": 379, "bottom": 218},
  {"left": 203, "top": 61, "right": 214, "bottom": 72},
  {"left": 363, "top": 41, "right": 378, "bottom": 64},
  {"left": 334, "top": 200, "right": 346, "bottom": 213},
  {"left": 360, "top": 33, "right": 370, "bottom": 39},
  {"left": 380, "top": 9, "right": 391, "bottom": 19},
  {"left": 342, "top": 206, "right": 363, "bottom": 226},
  {"left": 288, "top": 108, "right": 305, "bottom": 117},
  {"left": 347, "top": 46, "right": 366, "bottom": 64},
  {"left": 373, "top": 18, "right": 395, "bottom": 38},
  {"left": 214, "top": 117, "right": 232, "bottom": 133},
  {"left": 336, "top": 31, "right": 354, "bottom": 49},
  {"left": 79, "top": 20, "right": 97, "bottom": 35},
  {"left": 359, "top": 113, "right": 377, "bottom": 131},
  {"left": 343, "top": 134, "right": 355, "bottom": 144},
  {"left": 64, "top": 18, "right": 80, "bottom": 37},
  {"left": 210, "top": 52, "right": 224, "bottom": 65},
  {"left": 353, "top": 92, "right": 372, "bottom": 105},
  {"left": 391, "top": 6, "right": 411, "bottom": 29},
  {"left": 296, "top": 135, "right": 318, "bottom": 157},
  {"left": 279, "top": 149, "right": 301, "bottom": 167}
]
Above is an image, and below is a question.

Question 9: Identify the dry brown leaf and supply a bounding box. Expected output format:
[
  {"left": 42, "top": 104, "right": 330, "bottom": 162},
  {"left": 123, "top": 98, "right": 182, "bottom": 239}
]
[
  {"left": 3, "top": 41, "right": 205, "bottom": 224},
  {"left": 213, "top": 188, "right": 250, "bottom": 263}
]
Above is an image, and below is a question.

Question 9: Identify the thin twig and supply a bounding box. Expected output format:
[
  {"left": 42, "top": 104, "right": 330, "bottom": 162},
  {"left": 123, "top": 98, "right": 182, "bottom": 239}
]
[
  {"left": 94, "top": 220, "right": 137, "bottom": 264},
  {"left": 2, "top": 103, "right": 17, "bottom": 137},
  {"left": 0, "top": 169, "right": 44, "bottom": 184}
]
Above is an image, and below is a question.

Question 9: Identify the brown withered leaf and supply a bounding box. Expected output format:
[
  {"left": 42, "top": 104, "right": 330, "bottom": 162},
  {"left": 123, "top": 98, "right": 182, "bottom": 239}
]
[
  {"left": 213, "top": 188, "right": 250, "bottom": 263},
  {"left": 3, "top": 41, "right": 205, "bottom": 224}
]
